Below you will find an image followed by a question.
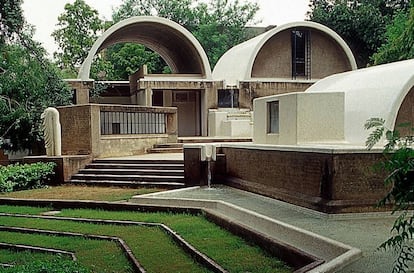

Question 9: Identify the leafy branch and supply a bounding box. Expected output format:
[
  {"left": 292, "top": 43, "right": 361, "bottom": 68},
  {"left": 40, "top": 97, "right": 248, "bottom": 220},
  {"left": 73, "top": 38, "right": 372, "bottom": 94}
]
[{"left": 365, "top": 117, "right": 414, "bottom": 272}]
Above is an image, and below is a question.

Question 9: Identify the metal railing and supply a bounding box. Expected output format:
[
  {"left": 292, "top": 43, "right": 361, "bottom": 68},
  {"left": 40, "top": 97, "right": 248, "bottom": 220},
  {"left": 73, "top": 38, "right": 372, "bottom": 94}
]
[{"left": 100, "top": 111, "right": 166, "bottom": 135}]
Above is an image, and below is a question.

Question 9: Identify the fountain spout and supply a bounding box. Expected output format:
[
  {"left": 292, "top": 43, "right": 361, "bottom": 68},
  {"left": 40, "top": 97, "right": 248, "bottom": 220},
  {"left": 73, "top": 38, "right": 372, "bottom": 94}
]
[{"left": 201, "top": 144, "right": 216, "bottom": 188}]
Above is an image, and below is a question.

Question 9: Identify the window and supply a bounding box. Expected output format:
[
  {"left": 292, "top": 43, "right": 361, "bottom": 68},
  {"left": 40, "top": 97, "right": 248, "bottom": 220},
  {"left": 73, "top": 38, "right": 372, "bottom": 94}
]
[
  {"left": 291, "top": 29, "right": 310, "bottom": 79},
  {"left": 218, "top": 89, "right": 239, "bottom": 108},
  {"left": 268, "top": 101, "right": 279, "bottom": 134}
]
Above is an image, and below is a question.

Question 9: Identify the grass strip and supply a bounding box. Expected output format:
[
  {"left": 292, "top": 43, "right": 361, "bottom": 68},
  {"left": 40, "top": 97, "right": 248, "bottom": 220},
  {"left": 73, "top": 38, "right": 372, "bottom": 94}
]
[
  {"left": 0, "top": 249, "right": 64, "bottom": 267},
  {"left": 57, "top": 209, "right": 291, "bottom": 273},
  {"left": 0, "top": 186, "right": 164, "bottom": 201},
  {"left": 0, "top": 206, "right": 292, "bottom": 273},
  {"left": 0, "top": 215, "right": 212, "bottom": 273},
  {"left": 0, "top": 231, "right": 132, "bottom": 273}
]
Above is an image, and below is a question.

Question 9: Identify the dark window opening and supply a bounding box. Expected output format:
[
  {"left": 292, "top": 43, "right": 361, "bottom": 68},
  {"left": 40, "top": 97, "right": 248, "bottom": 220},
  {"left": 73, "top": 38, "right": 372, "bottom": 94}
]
[
  {"left": 268, "top": 101, "right": 279, "bottom": 134},
  {"left": 218, "top": 89, "right": 239, "bottom": 108},
  {"left": 292, "top": 29, "right": 311, "bottom": 79},
  {"left": 152, "top": 90, "right": 164, "bottom": 106},
  {"left": 112, "top": 123, "right": 121, "bottom": 134},
  {"left": 72, "top": 89, "right": 77, "bottom": 104}
]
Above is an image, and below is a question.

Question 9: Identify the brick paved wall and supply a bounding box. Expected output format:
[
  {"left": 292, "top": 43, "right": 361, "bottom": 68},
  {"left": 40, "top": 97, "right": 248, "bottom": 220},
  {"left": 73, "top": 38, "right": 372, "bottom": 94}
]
[{"left": 219, "top": 147, "right": 388, "bottom": 213}]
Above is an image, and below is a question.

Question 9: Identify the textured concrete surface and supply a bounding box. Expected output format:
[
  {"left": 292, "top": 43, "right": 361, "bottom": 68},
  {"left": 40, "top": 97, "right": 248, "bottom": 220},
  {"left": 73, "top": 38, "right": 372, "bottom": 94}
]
[{"left": 133, "top": 185, "right": 401, "bottom": 273}]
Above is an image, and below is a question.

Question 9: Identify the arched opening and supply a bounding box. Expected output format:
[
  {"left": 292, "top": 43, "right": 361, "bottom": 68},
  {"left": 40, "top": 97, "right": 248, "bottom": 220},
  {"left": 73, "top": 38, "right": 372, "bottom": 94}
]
[{"left": 395, "top": 86, "right": 414, "bottom": 136}]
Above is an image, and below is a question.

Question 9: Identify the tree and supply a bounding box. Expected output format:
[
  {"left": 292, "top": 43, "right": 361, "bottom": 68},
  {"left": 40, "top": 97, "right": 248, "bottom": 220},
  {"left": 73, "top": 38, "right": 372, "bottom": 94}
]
[
  {"left": 365, "top": 118, "right": 414, "bottom": 273},
  {"left": 0, "top": 0, "right": 25, "bottom": 45},
  {"left": 308, "top": 0, "right": 410, "bottom": 67},
  {"left": 372, "top": 2, "right": 414, "bottom": 65},
  {"left": 0, "top": 2, "right": 72, "bottom": 152},
  {"left": 52, "top": 0, "right": 104, "bottom": 77}
]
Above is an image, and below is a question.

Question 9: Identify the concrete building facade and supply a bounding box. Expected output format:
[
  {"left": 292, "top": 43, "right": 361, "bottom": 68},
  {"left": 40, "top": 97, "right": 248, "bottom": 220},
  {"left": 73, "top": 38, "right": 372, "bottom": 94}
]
[{"left": 69, "top": 17, "right": 356, "bottom": 138}]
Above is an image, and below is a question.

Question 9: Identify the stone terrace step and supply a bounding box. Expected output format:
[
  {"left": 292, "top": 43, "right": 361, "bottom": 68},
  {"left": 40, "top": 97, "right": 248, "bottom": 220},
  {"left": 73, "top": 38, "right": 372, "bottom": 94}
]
[
  {"left": 147, "top": 147, "right": 183, "bottom": 153},
  {"left": 86, "top": 163, "right": 184, "bottom": 170},
  {"left": 69, "top": 158, "right": 185, "bottom": 189},
  {"left": 93, "top": 159, "right": 184, "bottom": 165},
  {"left": 69, "top": 180, "right": 185, "bottom": 188},
  {"left": 147, "top": 143, "right": 183, "bottom": 154},
  {"left": 79, "top": 168, "right": 184, "bottom": 176},
  {"left": 71, "top": 174, "right": 184, "bottom": 183}
]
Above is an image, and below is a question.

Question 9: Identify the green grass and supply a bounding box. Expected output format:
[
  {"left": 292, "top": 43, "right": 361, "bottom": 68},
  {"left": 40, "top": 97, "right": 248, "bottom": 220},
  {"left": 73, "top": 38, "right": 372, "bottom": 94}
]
[
  {"left": 0, "top": 206, "right": 292, "bottom": 273},
  {"left": 0, "top": 230, "right": 132, "bottom": 273},
  {"left": 0, "top": 249, "right": 63, "bottom": 266},
  {"left": 0, "top": 205, "right": 50, "bottom": 215},
  {"left": 0, "top": 185, "right": 164, "bottom": 201}
]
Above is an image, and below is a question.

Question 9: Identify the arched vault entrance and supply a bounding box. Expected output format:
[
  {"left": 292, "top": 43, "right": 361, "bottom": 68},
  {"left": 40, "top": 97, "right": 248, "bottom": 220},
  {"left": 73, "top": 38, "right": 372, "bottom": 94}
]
[
  {"left": 78, "top": 16, "right": 212, "bottom": 80},
  {"left": 78, "top": 16, "right": 214, "bottom": 137}
]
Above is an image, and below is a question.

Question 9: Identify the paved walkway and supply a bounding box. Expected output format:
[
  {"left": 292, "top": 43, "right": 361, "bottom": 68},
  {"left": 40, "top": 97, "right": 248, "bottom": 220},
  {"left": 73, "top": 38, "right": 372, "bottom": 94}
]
[{"left": 141, "top": 185, "right": 399, "bottom": 273}]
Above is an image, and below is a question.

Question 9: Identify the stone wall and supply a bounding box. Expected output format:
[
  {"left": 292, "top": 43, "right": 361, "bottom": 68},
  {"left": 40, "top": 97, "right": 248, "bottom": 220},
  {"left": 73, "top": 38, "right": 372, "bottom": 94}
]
[
  {"left": 58, "top": 104, "right": 178, "bottom": 158},
  {"left": 214, "top": 146, "right": 388, "bottom": 213}
]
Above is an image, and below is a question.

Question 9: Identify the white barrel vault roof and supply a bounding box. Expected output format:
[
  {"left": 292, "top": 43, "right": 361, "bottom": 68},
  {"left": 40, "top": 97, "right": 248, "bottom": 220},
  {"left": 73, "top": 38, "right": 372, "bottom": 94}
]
[
  {"left": 78, "top": 16, "right": 212, "bottom": 80},
  {"left": 212, "top": 21, "right": 357, "bottom": 87},
  {"left": 306, "top": 59, "right": 414, "bottom": 146}
]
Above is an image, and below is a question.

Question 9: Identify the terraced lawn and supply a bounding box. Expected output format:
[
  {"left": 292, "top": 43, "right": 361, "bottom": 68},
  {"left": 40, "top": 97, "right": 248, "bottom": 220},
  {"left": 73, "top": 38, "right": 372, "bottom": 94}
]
[{"left": 0, "top": 205, "right": 292, "bottom": 273}]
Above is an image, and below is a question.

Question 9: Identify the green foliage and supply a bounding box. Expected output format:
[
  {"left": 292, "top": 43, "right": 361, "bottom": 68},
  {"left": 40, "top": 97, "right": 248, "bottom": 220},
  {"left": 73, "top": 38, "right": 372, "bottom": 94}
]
[
  {"left": 372, "top": 3, "right": 414, "bottom": 65},
  {"left": 0, "top": 0, "right": 24, "bottom": 45},
  {"left": 0, "top": 1, "right": 73, "bottom": 152},
  {"left": 1, "top": 257, "right": 91, "bottom": 273},
  {"left": 0, "top": 162, "right": 56, "bottom": 193},
  {"left": 365, "top": 117, "right": 414, "bottom": 272},
  {"left": 52, "top": 0, "right": 104, "bottom": 76},
  {"left": 0, "top": 43, "right": 72, "bottom": 151},
  {"left": 308, "top": 0, "right": 410, "bottom": 67},
  {"left": 105, "top": 43, "right": 167, "bottom": 80}
]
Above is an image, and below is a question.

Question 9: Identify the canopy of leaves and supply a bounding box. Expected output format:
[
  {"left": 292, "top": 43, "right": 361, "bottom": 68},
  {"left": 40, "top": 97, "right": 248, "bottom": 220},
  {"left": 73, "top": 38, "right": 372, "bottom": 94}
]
[
  {"left": 308, "top": 0, "right": 411, "bottom": 67},
  {"left": 0, "top": 2, "right": 72, "bottom": 152},
  {"left": 52, "top": 0, "right": 104, "bottom": 77},
  {"left": 372, "top": 2, "right": 414, "bottom": 65},
  {"left": 0, "top": 0, "right": 24, "bottom": 45},
  {"left": 0, "top": 41, "right": 72, "bottom": 151}
]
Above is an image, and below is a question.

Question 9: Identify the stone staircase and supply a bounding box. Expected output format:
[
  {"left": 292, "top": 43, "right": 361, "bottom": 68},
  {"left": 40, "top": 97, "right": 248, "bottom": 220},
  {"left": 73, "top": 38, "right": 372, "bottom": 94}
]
[
  {"left": 147, "top": 143, "right": 183, "bottom": 153},
  {"left": 69, "top": 158, "right": 185, "bottom": 189}
]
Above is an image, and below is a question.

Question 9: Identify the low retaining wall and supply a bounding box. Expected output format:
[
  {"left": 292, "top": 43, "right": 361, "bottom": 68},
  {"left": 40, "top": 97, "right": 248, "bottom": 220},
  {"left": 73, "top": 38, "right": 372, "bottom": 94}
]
[
  {"left": 24, "top": 155, "right": 92, "bottom": 184},
  {"left": 217, "top": 144, "right": 387, "bottom": 213},
  {"left": 183, "top": 144, "right": 389, "bottom": 213}
]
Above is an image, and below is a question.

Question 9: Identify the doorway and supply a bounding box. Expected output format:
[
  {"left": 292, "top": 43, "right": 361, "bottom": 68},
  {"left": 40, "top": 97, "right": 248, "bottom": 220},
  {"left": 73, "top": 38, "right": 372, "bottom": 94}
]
[{"left": 152, "top": 90, "right": 201, "bottom": 136}]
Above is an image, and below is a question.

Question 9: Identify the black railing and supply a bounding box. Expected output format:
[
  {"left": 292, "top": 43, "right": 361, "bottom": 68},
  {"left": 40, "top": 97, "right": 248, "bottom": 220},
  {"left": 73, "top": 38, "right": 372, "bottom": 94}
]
[{"left": 100, "top": 111, "right": 166, "bottom": 135}]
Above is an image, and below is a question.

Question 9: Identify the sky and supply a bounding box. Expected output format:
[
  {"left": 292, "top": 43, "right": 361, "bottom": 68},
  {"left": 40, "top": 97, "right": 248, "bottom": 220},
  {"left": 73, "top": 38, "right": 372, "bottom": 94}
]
[{"left": 22, "top": 0, "right": 311, "bottom": 56}]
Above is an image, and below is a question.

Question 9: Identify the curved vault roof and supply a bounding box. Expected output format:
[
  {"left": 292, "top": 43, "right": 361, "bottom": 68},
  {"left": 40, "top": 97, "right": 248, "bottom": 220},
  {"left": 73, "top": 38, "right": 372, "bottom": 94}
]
[
  {"left": 306, "top": 59, "right": 414, "bottom": 146},
  {"left": 212, "top": 21, "right": 357, "bottom": 87},
  {"left": 78, "top": 16, "right": 212, "bottom": 80}
]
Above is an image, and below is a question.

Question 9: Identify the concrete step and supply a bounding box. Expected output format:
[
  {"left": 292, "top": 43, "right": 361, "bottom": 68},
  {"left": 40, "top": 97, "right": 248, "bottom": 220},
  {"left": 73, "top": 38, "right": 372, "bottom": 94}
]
[
  {"left": 86, "top": 163, "right": 183, "bottom": 170},
  {"left": 71, "top": 174, "right": 184, "bottom": 183},
  {"left": 93, "top": 159, "right": 184, "bottom": 165},
  {"left": 69, "top": 180, "right": 185, "bottom": 189},
  {"left": 79, "top": 168, "right": 184, "bottom": 176},
  {"left": 69, "top": 158, "right": 185, "bottom": 188},
  {"left": 178, "top": 137, "right": 252, "bottom": 143},
  {"left": 147, "top": 147, "right": 183, "bottom": 153},
  {"left": 153, "top": 143, "right": 183, "bottom": 149}
]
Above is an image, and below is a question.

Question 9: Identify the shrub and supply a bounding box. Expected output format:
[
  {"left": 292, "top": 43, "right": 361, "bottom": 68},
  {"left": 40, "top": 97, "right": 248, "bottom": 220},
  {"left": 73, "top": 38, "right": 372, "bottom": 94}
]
[
  {"left": 2, "top": 258, "right": 91, "bottom": 273},
  {"left": 365, "top": 118, "right": 414, "bottom": 273},
  {"left": 0, "top": 162, "right": 56, "bottom": 193}
]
